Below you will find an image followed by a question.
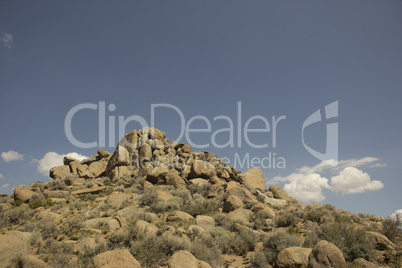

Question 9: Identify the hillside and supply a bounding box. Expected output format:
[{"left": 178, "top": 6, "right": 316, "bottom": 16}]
[{"left": 0, "top": 127, "right": 400, "bottom": 268}]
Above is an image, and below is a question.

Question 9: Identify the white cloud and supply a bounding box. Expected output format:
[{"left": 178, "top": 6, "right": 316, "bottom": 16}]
[
  {"left": 390, "top": 209, "right": 402, "bottom": 221},
  {"left": 270, "top": 157, "right": 385, "bottom": 203},
  {"left": 37, "top": 152, "right": 88, "bottom": 176},
  {"left": 1, "top": 33, "right": 13, "bottom": 48},
  {"left": 331, "top": 167, "right": 384, "bottom": 194},
  {"left": 0, "top": 174, "right": 4, "bottom": 180},
  {"left": 281, "top": 173, "right": 330, "bottom": 202},
  {"left": 1, "top": 183, "right": 10, "bottom": 190},
  {"left": 1, "top": 150, "right": 24, "bottom": 162}
]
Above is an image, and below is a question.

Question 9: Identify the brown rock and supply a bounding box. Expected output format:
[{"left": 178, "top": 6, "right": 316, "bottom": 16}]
[
  {"left": 167, "top": 250, "right": 202, "bottom": 268},
  {"left": 71, "top": 186, "right": 106, "bottom": 195},
  {"left": 191, "top": 160, "right": 215, "bottom": 179},
  {"left": 239, "top": 168, "right": 266, "bottom": 191},
  {"left": 97, "top": 148, "right": 111, "bottom": 159},
  {"left": 14, "top": 185, "right": 35, "bottom": 203},
  {"left": 167, "top": 211, "right": 194, "bottom": 222},
  {"left": 0, "top": 232, "right": 30, "bottom": 267},
  {"left": 165, "top": 170, "right": 187, "bottom": 189},
  {"left": 269, "top": 185, "right": 290, "bottom": 201},
  {"left": 196, "top": 215, "right": 215, "bottom": 230},
  {"left": 251, "top": 203, "right": 276, "bottom": 219},
  {"left": 106, "top": 192, "right": 132, "bottom": 209},
  {"left": 77, "top": 164, "right": 91, "bottom": 178},
  {"left": 308, "top": 240, "right": 346, "bottom": 268},
  {"left": 135, "top": 220, "right": 158, "bottom": 236},
  {"left": 366, "top": 231, "right": 395, "bottom": 251},
  {"left": 226, "top": 186, "right": 258, "bottom": 204},
  {"left": 157, "top": 190, "right": 174, "bottom": 202},
  {"left": 18, "top": 254, "right": 48, "bottom": 268},
  {"left": 88, "top": 160, "right": 108, "bottom": 178},
  {"left": 139, "top": 143, "right": 152, "bottom": 163},
  {"left": 277, "top": 247, "right": 312, "bottom": 268},
  {"left": 222, "top": 195, "right": 244, "bottom": 212},
  {"left": 93, "top": 249, "right": 141, "bottom": 268},
  {"left": 49, "top": 165, "right": 71, "bottom": 180},
  {"left": 227, "top": 208, "right": 253, "bottom": 225}
]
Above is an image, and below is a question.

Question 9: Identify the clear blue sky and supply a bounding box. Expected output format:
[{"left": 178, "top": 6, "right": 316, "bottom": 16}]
[{"left": 0, "top": 1, "right": 401, "bottom": 217}]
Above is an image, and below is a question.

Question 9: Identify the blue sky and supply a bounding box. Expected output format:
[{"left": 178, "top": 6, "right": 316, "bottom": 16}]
[{"left": 0, "top": 1, "right": 401, "bottom": 217}]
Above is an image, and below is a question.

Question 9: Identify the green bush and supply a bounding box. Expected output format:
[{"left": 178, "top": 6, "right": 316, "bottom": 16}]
[
  {"left": 250, "top": 252, "right": 269, "bottom": 268},
  {"left": 189, "top": 242, "right": 223, "bottom": 267},
  {"left": 11, "top": 200, "right": 23, "bottom": 207},
  {"left": 140, "top": 188, "right": 158, "bottom": 207},
  {"left": 181, "top": 198, "right": 221, "bottom": 217},
  {"left": 276, "top": 211, "right": 300, "bottom": 227},
  {"left": 6, "top": 204, "right": 34, "bottom": 224},
  {"left": 263, "top": 232, "right": 302, "bottom": 253},
  {"left": 381, "top": 216, "right": 402, "bottom": 242},
  {"left": 28, "top": 199, "right": 43, "bottom": 209}
]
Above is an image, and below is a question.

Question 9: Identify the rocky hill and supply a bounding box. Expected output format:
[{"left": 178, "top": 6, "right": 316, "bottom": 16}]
[{"left": 0, "top": 127, "right": 400, "bottom": 268}]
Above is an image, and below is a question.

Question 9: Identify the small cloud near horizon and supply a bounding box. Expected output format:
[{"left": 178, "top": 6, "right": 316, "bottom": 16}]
[
  {"left": 1, "top": 33, "right": 13, "bottom": 48},
  {"left": 37, "top": 152, "right": 88, "bottom": 176},
  {"left": 1, "top": 150, "right": 24, "bottom": 162}
]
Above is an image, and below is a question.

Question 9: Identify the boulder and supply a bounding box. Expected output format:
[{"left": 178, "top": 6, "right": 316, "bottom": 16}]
[
  {"left": 81, "top": 155, "right": 98, "bottom": 165},
  {"left": 88, "top": 161, "right": 108, "bottom": 178},
  {"left": 222, "top": 195, "right": 244, "bottom": 212},
  {"left": 157, "top": 190, "right": 174, "bottom": 202},
  {"left": 97, "top": 148, "right": 111, "bottom": 159},
  {"left": 366, "top": 231, "right": 395, "bottom": 251},
  {"left": 191, "top": 160, "right": 215, "bottom": 179},
  {"left": 83, "top": 217, "right": 121, "bottom": 230},
  {"left": 165, "top": 170, "right": 187, "bottom": 189},
  {"left": 141, "top": 127, "right": 166, "bottom": 141},
  {"left": 167, "top": 250, "right": 209, "bottom": 268},
  {"left": 251, "top": 203, "right": 276, "bottom": 219},
  {"left": 256, "top": 190, "right": 287, "bottom": 207},
  {"left": 75, "top": 237, "right": 97, "bottom": 253},
  {"left": 187, "top": 225, "right": 205, "bottom": 236},
  {"left": 0, "top": 232, "right": 30, "bottom": 267},
  {"left": 18, "top": 254, "right": 48, "bottom": 268},
  {"left": 14, "top": 185, "right": 35, "bottom": 203},
  {"left": 64, "top": 177, "right": 85, "bottom": 186},
  {"left": 106, "top": 192, "right": 132, "bottom": 209},
  {"left": 139, "top": 143, "right": 152, "bottom": 163},
  {"left": 93, "top": 249, "right": 141, "bottom": 268},
  {"left": 352, "top": 258, "right": 378, "bottom": 268},
  {"left": 277, "top": 247, "right": 312, "bottom": 268},
  {"left": 77, "top": 164, "right": 91, "bottom": 178},
  {"left": 105, "top": 145, "right": 130, "bottom": 175},
  {"left": 308, "top": 240, "right": 346, "bottom": 268},
  {"left": 269, "top": 185, "right": 290, "bottom": 201},
  {"left": 239, "top": 168, "right": 266, "bottom": 191},
  {"left": 49, "top": 165, "right": 71, "bottom": 180},
  {"left": 227, "top": 209, "right": 253, "bottom": 225},
  {"left": 196, "top": 215, "right": 215, "bottom": 230},
  {"left": 146, "top": 167, "right": 169, "bottom": 184},
  {"left": 71, "top": 186, "right": 106, "bottom": 195},
  {"left": 190, "top": 178, "right": 210, "bottom": 187},
  {"left": 167, "top": 211, "right": 194, "bottom": 222},
  {"left": 226, "top": 186, "right": 258, "bottom": 204},
  {"left": 135, "top": 220, "right": 158, "bottom": 236},
  {"left": 35, "top": 211, "right": 62, "bottom": 222}
]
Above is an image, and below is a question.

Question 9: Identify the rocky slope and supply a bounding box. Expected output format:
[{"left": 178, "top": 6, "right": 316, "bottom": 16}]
[{"left": 0, "top": 127, "right": 400, "bottom": 268}]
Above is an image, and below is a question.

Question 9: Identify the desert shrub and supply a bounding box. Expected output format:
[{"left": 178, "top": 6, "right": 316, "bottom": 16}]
[
  {"left": 381, "top": 216, "right": 402, "bottom": 242},
  {"left": 181, "top": 198, "right": 221, "bottom": 217},
  {"left": 130, "top": 232, "right": 190, "bottom": 267},
  {"left": 251, "top": 211, "right": 270, "bottom": 231},
  {"left": 39, "top": 238, "right": 73, "bottom": 255},
  {"left": 140, "top": 187, "right": 158, "bottom": 206},
  {"left": 100, "top": 177, "right": 111, "bottom": 186},
  {"left": 213, "top": 213, "right": 231, "bottom": 229},
  {"left": 319, "top": 222, "right": 372, "bottom": 262},
  {"left": 11, "top": 200, "right": 23, "bottom": 207},
  {"left": 6, "top": 204, "right": 34, "bottom": 224},
  {"left": 263, "top": 231, "right": 301, "bottom": 261},
  {"left": 189, "top": 242, "right": 223, "bottom": 267},
  {"left": 171, "top": 189, "right": 192, "bottom": 203},
  {"left": 69, "top": 200, "right": 83, "bottom": 210},
  {"left": 151, "top": 197, "right": 182, "bottom": 213},
  {"left": 276, "top": 211, "right": 300, "bottom": 227},
  {"left": 29, "top": 232, "right": 41, "bottom": 246},
  {"left": 19, "top": 222, "right": 36, "bottom": 232},
  {"left": 28, "top": 199, "right": 43, "bottom": 209},
  {"left": 65, "top": 216, "right": 85, "bottom": 235},
  {"left": 188, "top": 183, "right": 211, "bottom": 197},
  {"left": 303, "top": 229, "right": 320, "bottom": 248},
  {"left": 250, "top": 252, "right": 269, "bottom": 268},
  {"left": 48, "top": 179, "right": 68, "bottom": 190},
  {"left": 39, "top": 220, "right": 61, "bottom": 239},
  {"left": 46, "top": 198, "right": 57, "bottom": 207}
]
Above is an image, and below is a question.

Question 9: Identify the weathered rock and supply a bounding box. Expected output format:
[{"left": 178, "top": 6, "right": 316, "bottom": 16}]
[
  {"left": 105, "top": 145, "right": 130, "bottom": 175},
  {"left": 308, "top": 240, "right": 346, "bottom": 268},
  {"left": 44, "top": 190, "right": 68, "bottom": 198},
  {"left": 71, "top": 186, "right": 106, "bottom": 195},
  {"left": 277, "top": 247, "right": 312, "bottom": 268},
  {"left": 165, "top": 170, "right": 187, "bottom": 189},
  {"left": 93, "top": 249, "right": 141, "bottom": 268},
  {"left": 141, "top": 127, "right": 166, "bottom": 141},
  {"left": 227, "top": 208, "right": 253, "bottom": 225},
  {"left": 157, "top": 190, "right": 174, "bottom": 202},
  {"left": 226, "top": 186, "right": 258, "bottom": 204},
  {"left": 269, "top": 185, "right": 290, "bottom": 201},
  {"left": 75, "top": 237, "right": 97, "bottom": 253},
  {"left": 35, "top": 211, "right": 62, "bottom": 222},
  {"left": 18, "top": 254, "right": 48, "bottom": 268},
  {"left": 239, "top": 168, "right": 266, "bottom": 191},
  {"left": 196, "top": 215, "right": 215, "bottom": 230},
  {"left": 135, "top": 220, "right": 158, "bottom": 236},
  {"left": 88, "top": 161, "right": 108, "bottom": 178},
  {"left": 251, "top": 203, "right": 276, "bottom": 219},
  {"left": 190, "top": 178, "right": 210, "bottom": 187},
  {"left": 64, "top": 177, "right": 85, "bottom": 186},
  {"left": 187, "top": 225, "right": 205, "bottom": 237},
  {"left": 106, "top": 192, "right": 132, "bottom": 209},
  {"left": 97, "top": 148, "right": 111, "bottom": 159},
  {"left": 366, "top": 231, "right": 395, "bottom": 251},
  {"left": 167, "top": 211, "right": 194, "bottom": 222},
  {"left": 83, "top": 217, "right": 121, "bottom": 230},
  {"left": 352, "top": 258, "right": 378, "bottom": 268},
  {"left": 49, "top": 165, "right": 71, "bottom": 180},
  {"left": 0, "top": 232, "right": 30, "bottom": 267},
  {"left": 168, "top": 250, "right": 206, "bottom": 268},
  {"left": 81, "top": 155, "right": 98, "bottom": 165},
  {"left": 0, "top": 203, "right": 13, "bottom": 212},
  {"left": 222, "top": 195, "right": 244, "bottom": 212},
  {"left": 77, "top": 164, "right": 91, "bottom": 178},
  {"left": 256, "top": 190, "right": 287, "bottom": 207},
  {"left": 146, "top": 167, "right": 169, "bottom": 184},
  {"left": 139, "top": 143, "right": 152, "bottom": 163},
  {"left": 64, "top": 156, "right": 78, "bottom": 165},
  {"left": 14, "top": 185, "right": 35, "bottom": 202},
  {"left": 191, "top": 160, "right": 215, "bottom": 179}
]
